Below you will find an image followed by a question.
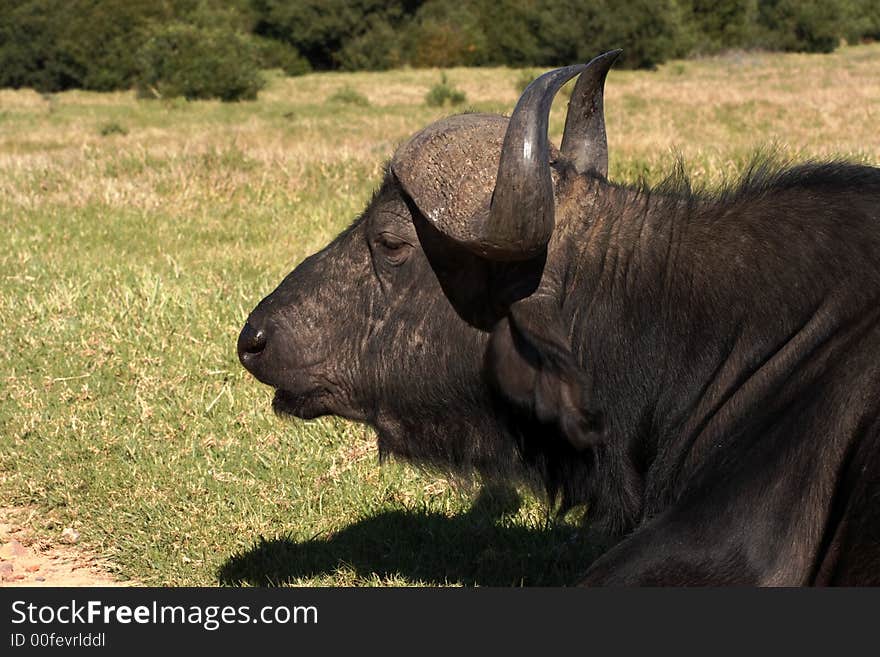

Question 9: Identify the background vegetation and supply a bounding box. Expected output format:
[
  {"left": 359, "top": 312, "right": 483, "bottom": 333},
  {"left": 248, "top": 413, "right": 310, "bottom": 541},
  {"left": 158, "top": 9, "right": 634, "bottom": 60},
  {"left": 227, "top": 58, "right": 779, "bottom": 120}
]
[
  {"left": 1, "top": 44, "right": 878, "bottom": 585},
  {"left": 1, "top": 0, "right": 879, "bottom": 100}
]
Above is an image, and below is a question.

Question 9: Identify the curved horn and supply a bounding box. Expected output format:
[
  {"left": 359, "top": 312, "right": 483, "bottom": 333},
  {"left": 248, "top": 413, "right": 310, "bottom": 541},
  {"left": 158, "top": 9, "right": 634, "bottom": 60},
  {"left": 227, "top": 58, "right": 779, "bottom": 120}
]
[
  {"left": 560, "top": 50, "right": 621, "bottom": 177},
  {"left": 476, "top": 63, "right": 588, "bottom": 261}
]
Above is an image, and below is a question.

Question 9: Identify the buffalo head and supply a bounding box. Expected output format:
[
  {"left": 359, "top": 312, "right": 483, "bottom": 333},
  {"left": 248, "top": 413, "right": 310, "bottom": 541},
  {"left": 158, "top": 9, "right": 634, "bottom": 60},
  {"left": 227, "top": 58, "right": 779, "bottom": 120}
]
[{"left": 238, "top": 52, "right": 618, "bottom": 475}]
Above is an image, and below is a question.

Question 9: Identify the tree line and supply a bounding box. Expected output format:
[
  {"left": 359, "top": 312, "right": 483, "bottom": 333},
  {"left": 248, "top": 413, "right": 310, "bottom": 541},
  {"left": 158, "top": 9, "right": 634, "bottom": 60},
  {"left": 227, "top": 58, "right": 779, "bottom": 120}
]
[{"left": 1, "top": 0, "right": 878, "bottom": 100}]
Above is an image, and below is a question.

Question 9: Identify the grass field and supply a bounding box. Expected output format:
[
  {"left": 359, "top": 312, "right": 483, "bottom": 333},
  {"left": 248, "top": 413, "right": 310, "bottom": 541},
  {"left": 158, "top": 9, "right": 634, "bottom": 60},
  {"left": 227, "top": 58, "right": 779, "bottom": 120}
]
[{"left": 1, "top": 45, "right": 879, "bottom": 586}]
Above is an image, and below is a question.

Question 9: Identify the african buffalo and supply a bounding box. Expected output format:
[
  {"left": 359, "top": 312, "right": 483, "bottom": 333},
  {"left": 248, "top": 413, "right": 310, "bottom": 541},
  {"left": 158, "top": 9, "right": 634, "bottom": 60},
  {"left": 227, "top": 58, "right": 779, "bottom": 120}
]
[{"left": 238, "top": 52, "right": 880, "bottom": 585}]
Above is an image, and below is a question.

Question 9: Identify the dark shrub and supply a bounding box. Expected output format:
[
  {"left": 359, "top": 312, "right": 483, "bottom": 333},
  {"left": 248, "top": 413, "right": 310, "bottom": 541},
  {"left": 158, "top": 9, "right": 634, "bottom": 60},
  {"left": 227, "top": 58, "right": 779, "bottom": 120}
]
[
  {"left": 756, "top": 0, "right": 843, "bottom": 53},
  {"left": 251, "top": 0, "right": 416, "bottom": 71},
  {"left": 477, "top": 0, "right": 544, "bottom": 66},
  {"left": 838, "top": 0, "right": 880, "bottom": 42},
  {"left": 588, "top": 0, "right": 691, "bottom": 69},
  {"left": 336, "top": 16, "right": 405, "bottom": 70},
  {"left": 404, "top": 1, "right": 488, "bottom": 68},
  {"left": 136, "top": 22, "right": 265, "bottom": 101},
  {"left": 425, "top": 73, "right": 467, "bottom": 107},
  {"left": 0, "top": 0, "right": 171, "bottom": 92},
  {"left": 252, "top": 35, "right": 311, "bottom": 75},
  {"left": 0, "top": 2, "right": 79, "bottom": 92},
  {"left": 683, "top": 0, "right": 760, "bottom": 53}
]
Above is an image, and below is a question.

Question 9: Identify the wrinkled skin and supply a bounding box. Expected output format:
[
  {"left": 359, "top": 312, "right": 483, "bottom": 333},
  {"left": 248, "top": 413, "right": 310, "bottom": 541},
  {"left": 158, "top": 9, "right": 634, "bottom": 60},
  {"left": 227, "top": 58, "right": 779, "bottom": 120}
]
[
  {"left": 242, "top": 178, "right": 523, "bottom": 476},
  {"left": 241, "top": 174, "right": 586, "bottom": 486},
  {"left": 240, "top": 61, "right": 880, "bottom": 585}
]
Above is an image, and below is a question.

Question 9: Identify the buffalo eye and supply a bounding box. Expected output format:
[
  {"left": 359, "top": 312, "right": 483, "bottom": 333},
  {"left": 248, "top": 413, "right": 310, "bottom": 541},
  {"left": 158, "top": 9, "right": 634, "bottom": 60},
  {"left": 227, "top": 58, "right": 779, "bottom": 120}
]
[{"left": 376, "top": 233, "right": 412, "bottom": 266}]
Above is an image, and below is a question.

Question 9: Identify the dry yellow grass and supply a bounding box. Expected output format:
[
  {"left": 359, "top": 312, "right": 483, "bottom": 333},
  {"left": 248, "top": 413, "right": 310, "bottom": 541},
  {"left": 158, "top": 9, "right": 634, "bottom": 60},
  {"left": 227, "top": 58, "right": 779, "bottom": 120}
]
[{"left": 2, "top": 45, "right": 877, "bottom": 219}]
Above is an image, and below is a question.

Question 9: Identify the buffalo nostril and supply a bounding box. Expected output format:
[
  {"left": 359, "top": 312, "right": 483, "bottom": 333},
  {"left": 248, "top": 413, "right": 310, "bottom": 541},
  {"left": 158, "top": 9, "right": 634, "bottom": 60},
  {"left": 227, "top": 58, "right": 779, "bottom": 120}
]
[
  {"left": 238, "top": 321, "right": 268, "bottom": 359},
  {"left": 246, "top": 329, "right": 267, "bottom": 354}
]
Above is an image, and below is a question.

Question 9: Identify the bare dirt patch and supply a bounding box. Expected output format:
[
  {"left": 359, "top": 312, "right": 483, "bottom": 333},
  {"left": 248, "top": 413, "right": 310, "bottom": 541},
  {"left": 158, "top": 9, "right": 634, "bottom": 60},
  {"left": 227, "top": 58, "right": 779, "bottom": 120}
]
[{"left": 0, "top": 507, "right": 132, "bottom": 587}]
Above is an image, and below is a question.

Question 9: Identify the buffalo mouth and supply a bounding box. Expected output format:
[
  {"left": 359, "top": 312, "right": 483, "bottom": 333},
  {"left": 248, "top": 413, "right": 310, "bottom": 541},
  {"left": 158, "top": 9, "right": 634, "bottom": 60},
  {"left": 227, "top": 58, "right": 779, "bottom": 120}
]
[{"left": 271, "top": 387, "right": 334, "bottom": 420}]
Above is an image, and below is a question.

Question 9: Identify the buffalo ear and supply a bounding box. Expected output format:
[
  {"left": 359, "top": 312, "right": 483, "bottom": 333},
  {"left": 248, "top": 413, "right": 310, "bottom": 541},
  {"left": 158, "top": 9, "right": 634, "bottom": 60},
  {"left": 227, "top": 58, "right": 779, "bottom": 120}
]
[{"left": 485, "top": 301, "right": 603, "bottom": 450}]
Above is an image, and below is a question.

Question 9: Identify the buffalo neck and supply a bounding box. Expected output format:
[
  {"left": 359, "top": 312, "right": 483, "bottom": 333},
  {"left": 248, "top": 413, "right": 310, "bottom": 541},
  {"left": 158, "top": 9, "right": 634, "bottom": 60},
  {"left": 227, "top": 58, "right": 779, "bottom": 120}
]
[{"left": 552, "top": 173, "right": 705, "bottom": 527}]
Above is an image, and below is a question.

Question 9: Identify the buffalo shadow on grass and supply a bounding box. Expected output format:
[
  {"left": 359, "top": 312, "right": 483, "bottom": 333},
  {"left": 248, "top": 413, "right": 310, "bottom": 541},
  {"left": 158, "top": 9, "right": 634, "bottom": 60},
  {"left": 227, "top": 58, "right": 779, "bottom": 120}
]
[{"left": 217, "top": 486, "right": 612, "bottom": 586}]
